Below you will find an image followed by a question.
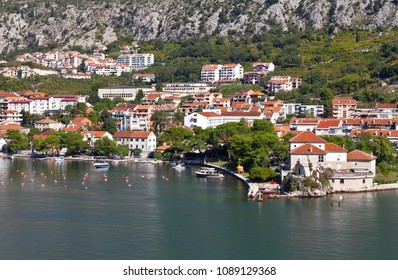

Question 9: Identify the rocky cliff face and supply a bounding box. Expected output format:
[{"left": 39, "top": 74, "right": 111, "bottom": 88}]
[{"left": 1, "top": 0, "right": 398, "bottom": 53}]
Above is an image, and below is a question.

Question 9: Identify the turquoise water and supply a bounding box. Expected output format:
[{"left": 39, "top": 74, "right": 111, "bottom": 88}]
[{"left": 0, "top": 158, "right": 397, "bottom": 260}]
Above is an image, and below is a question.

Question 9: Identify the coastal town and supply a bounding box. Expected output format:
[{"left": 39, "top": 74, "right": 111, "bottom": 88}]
[{"left": 0, "top": 43, "right": 398, "bottom": 199}]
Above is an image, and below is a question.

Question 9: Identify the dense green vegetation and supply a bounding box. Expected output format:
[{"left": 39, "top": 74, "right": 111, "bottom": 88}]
[{"left": 2, "top": 28, "right": 398, "bottom": 112}]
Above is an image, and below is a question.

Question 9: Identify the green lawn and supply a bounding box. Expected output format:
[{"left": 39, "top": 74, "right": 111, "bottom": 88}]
[
  {"left": 375, "top": 167, "right": 398, "bottom": 184},
  {"left": 209, "top": 161, "right": 249, "bottom": 177}
]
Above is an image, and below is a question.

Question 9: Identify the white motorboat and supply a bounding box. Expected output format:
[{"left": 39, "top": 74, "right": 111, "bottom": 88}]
[
  {"left": 195, "top": 167, "right": 224, "bottom": 178},
  {"left": 93, "top": 161, "right": 110, "bottom": 169},
  {"left": 172, "top": 163, "right": 185, "bottom": 170}
]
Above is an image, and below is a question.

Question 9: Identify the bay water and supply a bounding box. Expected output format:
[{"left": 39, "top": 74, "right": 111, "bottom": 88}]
[{"left": 0, "top": 158, "right": 397, "bottom": 260}]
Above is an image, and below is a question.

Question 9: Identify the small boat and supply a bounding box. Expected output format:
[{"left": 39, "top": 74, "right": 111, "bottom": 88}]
[
  {"left": 172, "top": 163, "right": 185, "bottom": 170},
  {"left": 54, "top": 156, "right": 64, "bottom": 162},
  {"left": 93, "top": 161, "right": 110, "bottom": 169},
  {"left": 195, "top": 167, "right": 224, "bottom": 178}
]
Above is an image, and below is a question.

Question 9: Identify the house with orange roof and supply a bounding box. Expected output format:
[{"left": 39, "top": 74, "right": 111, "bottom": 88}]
[
  {"left": 289, "top": 117, "right": 321, "bottom": 132},
  {"left": 113, "top": 131, "right": 156, "bottom": 153},
  {"left": 231, "top": 90, "right": 253, "bottom": 103},
  {"left": 252, "top": 62, "right": 275, "bottom": 73},
  {"left": 263, "top": 106, "right": 283, "bottom": 124},
  {"left": 349, "top": 129, "right": 398, "bottom": 143},
  {"left": 201, "top": 64, "right": 222, "bottom": 82},
  {"left": 201, "top": 64, "right": 243, "bottom": 83},
  {"left": 34, "top": 119, "right": 64, "bottom": 131},
  {"left": 184, "top": 110, "right": 264, "bottom": 129},
  {"left": 273, "top": 124, "right": 292, "bottom": 138},
  {"left": 82, "top": 131, "right": 113, "bottom": 147},
  {"left": 284, "top": 131, "right": 376, "bottom": 191},
  {"left": 230, "top": 102, "right": 253, "bottom": 112},
  {"left": 314, "top": 119, "right": 343, "bottom": 136},
  {"left": 243, "top": 62, "right": 275, "bottom": 84},
  {"left": 332, "top": 99, "right": 357, "bottom": 119},
  {"left": 219, "top": 64, "right": 244, "bottom": 81},
  {"left": 212, "top": 97, "right": 231, "bottom": 109},
  {"left": 188, "top": 92, "right": 222, "bottom": 105},
  {"left": 33, "top": 129, "right": 55, "bottom": 140},
  {"left": 0, "top": 124, "right": 30, "bottom": 134},
  {"left": 142, "top": 93, "right": 162, "bottom": 105},
  {"left": 268, "top": 76, "right": 301, "bottom": 92},
  {"left": 243, "top": 71, "right": 267, "bottom": 84},
  {"left": 163, "top": 95, "right": 181, "bottom": 105},
  {"left": 180, "top": 102, "right": 208, "bottom": 115},
  {"left": 0, "top": 110, "right": 23, "bottom": 124},
  {"left": 132, "top": 73, "right": 155, "bottom": 83},
  {"left": 63, "top": 117, "right": 91, "bottom": 132},
  {"left": 374, "top": 103, "right": 398, "bottom": 112},
  {"left": 108, "top": 103, "right": 154, "bottom": 131}
]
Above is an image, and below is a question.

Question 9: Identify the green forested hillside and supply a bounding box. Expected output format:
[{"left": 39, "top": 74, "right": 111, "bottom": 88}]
[{"left": 2, "top": 28, "right": 398, "bottom": 110}]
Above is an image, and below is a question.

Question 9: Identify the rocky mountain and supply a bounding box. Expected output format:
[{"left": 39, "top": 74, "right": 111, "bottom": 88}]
[{"left": 1, "top": 0, "right": 398, "bottom": 53}]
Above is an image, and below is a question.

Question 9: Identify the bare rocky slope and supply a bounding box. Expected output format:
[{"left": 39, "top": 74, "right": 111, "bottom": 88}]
[{"left": 1, "top": 0, "right": 398, "bottom": 53}]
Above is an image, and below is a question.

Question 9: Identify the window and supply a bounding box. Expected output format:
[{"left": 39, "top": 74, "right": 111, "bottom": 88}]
[
  {"left": 318, "top": 155, "right": 324, "bottom": 162},
  {"left": 340, "top": 179, "right": 344, "bottom": 184},
  {"left": 363, "top": 179, "right": 366, "bottom": 184}
]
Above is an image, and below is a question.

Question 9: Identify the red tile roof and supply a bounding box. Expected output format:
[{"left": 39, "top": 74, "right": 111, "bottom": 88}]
[
  {"left": 197, "top": 112, "right": 220, "bottom": 117},
  {"left": 82, "top": 131, "right": 108, "bottom": 138},
  {"left": 289, "top": 131, "right": 325, "bottom": 143},
  {"left": 220, "top": 111, "right": 262, "bottom": 117},
  {"left": 347, "top": 150, "right": 377, "bottom": 161},
  {"left": 290, "top": 144, "right": 326, "bottom": 155},
  {"left": 202, "top": 64, "right": 221, "bottom": 71},
  {"left": 35, "top": 119, "right": 59, "bottom": 124},
  {"left": 290, "top": 117, "right": 320, "bottom": 124},
  {"left": 316, "top": 119, "right": 342, "bottom": 129},
  {"left": 376, "top": 103, "right": 397, "bottom": 109},
  {"left": 0, "top": 124, "right": 24, "bottom": 130},
  {"left": 332, "top": 99, "right": 357, "bottom": 105},
  {"left": 325, "top": 143, "right": 347, "bottom": 153},
  {"left": 114, "top": 131, "right": 153, "bottom": 138}
]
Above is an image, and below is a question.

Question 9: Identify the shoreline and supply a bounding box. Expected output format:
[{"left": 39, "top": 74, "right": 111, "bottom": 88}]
[
  {"left": 5, "top": 155, "right": 398, "bottom": 197},
  {"left": 0, "top": 153, "right": 165, "bottom": 164},
  {"left": 204, "top": 161, "right": 398, "bottom": 199}
]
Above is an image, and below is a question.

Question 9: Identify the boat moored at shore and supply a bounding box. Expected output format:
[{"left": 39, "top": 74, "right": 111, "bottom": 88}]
[{"left": 195, "top": 167, "right": 224, "bottom": 178}]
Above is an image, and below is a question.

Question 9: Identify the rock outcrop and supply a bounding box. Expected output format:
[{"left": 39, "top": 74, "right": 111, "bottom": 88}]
[{"left": 1, "top": 0, "right": 398, "bottom": 53}]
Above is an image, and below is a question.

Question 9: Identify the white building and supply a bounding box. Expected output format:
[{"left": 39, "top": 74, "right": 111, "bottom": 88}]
[
  {"left": 184, "top": 110, "right": 264, "bottom": 129},
  {"left": 284, "top": 131, "right": 377, "bottom": 191},
  {"left": 132, "top": 73, "right": 155, "bottom": 83},
  {"left": 252, "top": 62, "right": 275, "bottom": 73},
  {"left": 8, "top": 100, "right": 33, "bottom": 113},
  {"left": 201, "top": 64, "right": 222, "bottom": 83},
  {"left": 162, "top": 83, "right": 216, "bottom": 96},
  {"left": 219, "top": 64, "right": 244, "bottom": 81},
  {"left": 82, "top": 131, "right": 113, "bottom": 148},
  {"left": 283, "top": 103, "right": 324, "bottom": 117},
  {"left": 201, "top": 64, "right": 244, "bottom": 83},
  {"left": 268, "top": 76, "right": 302, "bottom": 92},
  {"left": 113, "top": 131, "right": 157, "bottom": 152},
  {"left": 34, "top": 119, "right": 64, "bottom": 131},
  {"left": 98, "top": 86, "right": 154, "bottom": 101},
  {"left": 117, "top": 53, "right": 154, "bottom": 70},
  {"left": 332, "top": 99, "right": 357, "bottom": 119}
]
